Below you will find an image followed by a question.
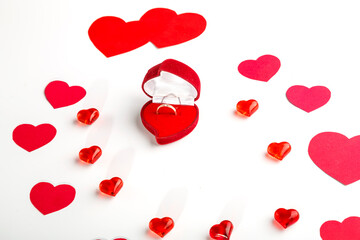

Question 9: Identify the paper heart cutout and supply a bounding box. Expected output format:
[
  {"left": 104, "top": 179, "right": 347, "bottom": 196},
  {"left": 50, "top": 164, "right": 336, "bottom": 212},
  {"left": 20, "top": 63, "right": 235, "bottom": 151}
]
[
  {"left": 308, "top": 132, "right": 360, "bottom": 185},
  {"left": 140, "top": 8, "right": 207, "bottom": 48},
  {"left": 209, "top": 220, "right": 233, "bottom": 240},
  {"left": 30, "top": 182, "right": 76, "bottom": 215},
  {"left": 88, "top": 17, "right": 150, "bottom": 57},
  {"left": 45, "top": 81, "right": 86, "bottom": 109},
  {"left": 88, "top": 8, "right": 206, "bottom": 57},
  {"left": 286, "top": 85, "right": 331, "bottom": 112},
  {"left": 141, "top": 102, "right": 199, "bottom": 144},
  {"left": 238, "top": 55, "right": 281, "bottom": 82},
  {"left": 149, "top": 217, "right": 174, "bottom": 237},
  {"left": 320, "top": 217, "right": 360, "bottom": 240},
  {"left": 13, "top": 124, "right": 56, "bottom": 152}
]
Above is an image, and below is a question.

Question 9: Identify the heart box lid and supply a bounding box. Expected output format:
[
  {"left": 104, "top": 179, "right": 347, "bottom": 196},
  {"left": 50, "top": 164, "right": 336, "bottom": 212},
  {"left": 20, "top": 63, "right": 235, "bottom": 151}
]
[{"left": 142, "top": 59, "right": 201, "bottom": 105}]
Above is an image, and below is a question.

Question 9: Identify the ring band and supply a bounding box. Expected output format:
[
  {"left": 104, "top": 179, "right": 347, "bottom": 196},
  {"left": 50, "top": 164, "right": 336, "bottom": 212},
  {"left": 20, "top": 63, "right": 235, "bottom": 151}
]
[{"left": 156, "top": 104, "right": 177, "bottom": 115}]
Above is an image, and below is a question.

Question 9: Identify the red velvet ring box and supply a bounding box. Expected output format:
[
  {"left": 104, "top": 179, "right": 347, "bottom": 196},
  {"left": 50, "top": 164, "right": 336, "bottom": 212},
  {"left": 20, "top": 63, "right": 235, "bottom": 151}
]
[{"left": 141, "top": 59, "right": 201, "bottom": 144}]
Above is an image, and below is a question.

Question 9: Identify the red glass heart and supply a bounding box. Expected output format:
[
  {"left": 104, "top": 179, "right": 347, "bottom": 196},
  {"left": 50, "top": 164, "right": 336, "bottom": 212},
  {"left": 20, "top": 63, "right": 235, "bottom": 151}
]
[
  {"left": 267, "top": 142, "right": 291, "bottom": 160},
  {"left": 79, "top": 146, "right": 102, "bottom": 164},
  {"left": 149, "top": 217, "right": 174, "bottom": 238},
  {"left": 236, "top": 99, "right": 259, "bottom": 117},
  {"left": 99, "top": 177, "right": 123, "bottom": 197},
  {"left": 77, "top": 108, "right": 99, "bottom": 125},
  {"left": 274, "top": 208, "right": 299, "bottom": 229},
  {"left": 209, "top": 220, "right": 233, "bottom": 240}
]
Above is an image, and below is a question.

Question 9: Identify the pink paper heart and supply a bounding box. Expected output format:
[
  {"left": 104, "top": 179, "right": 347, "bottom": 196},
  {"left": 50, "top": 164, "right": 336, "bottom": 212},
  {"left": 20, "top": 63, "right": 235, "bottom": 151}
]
[
  {"left": 45, "top": 81, "right": 86, "bottom": 109},
  {"left": 238, "top": 55, "right": 281, "bottom": 82},
  {"left": 286, "top": 85, "right": 331, "bottom": 112},
  {"left": 308, "top": 132, "right": 360, "bottom": 185},
  {"left": 13, "top": 124, "right": 57, "bottom": 152},
  {"left": 30, "top": 182, "right": 76, "bottom": 215},
  {"left": 320, "top": 217, "right": 360, "bottom": 240}
]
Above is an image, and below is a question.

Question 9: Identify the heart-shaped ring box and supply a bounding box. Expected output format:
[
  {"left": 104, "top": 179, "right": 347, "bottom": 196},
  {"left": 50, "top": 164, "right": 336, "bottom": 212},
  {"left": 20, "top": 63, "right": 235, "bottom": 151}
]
[{"left": 141, "top": 59, "right": 201, "bottom": 144}]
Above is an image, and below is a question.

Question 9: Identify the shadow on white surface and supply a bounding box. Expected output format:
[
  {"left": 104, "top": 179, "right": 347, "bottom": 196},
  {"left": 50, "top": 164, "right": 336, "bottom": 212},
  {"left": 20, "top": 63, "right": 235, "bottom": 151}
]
[
  {"left": 265, "top": 152, "right": 281, "bottom": 163},
  {"left": 156, "top": 187, "right": 188, "bottom": 221},
  {"left": 86, "top": 116, "right": 114, "bottom": 148},
  {"left": 135, "top": 110, "right": 158, "bottom": 146},
  {"left": 82, "top": 79, "right": 109, "bottom": 111},
  {"left": 218, "top": 198, "right": 247, "bottom": 229},
  {"left": 106, "top": 147, "right": 135, "bottom": 180}
]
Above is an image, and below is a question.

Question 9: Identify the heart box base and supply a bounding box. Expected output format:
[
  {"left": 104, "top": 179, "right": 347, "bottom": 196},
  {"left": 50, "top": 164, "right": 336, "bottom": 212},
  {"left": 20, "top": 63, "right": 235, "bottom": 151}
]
[{"left": 140, "top": 59, "right": 201, "bottom": 144}]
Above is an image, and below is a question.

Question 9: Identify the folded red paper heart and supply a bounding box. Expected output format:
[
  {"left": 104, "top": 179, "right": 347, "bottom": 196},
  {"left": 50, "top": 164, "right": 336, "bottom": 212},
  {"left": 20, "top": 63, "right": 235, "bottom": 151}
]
[
  {"left": 13, "top": 124, "right": 57, "bottom": 152},
  {"left": 30, "top": 182, "right": 76, "bottom": 215},
  {"left": 88, "top": 8, "right": 207, "bottom": 57}
]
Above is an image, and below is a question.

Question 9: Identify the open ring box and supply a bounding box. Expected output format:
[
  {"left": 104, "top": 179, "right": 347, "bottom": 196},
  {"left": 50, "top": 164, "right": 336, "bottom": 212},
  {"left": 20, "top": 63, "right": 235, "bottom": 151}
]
[{"left": 141, "top": 59, "right": 201, "bottom": 144}]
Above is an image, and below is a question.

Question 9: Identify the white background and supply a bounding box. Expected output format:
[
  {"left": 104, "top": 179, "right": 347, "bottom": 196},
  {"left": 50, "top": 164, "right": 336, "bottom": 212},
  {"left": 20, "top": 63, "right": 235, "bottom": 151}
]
[{"left": 1, "top": 0, "right": 360, "bottom": 239}]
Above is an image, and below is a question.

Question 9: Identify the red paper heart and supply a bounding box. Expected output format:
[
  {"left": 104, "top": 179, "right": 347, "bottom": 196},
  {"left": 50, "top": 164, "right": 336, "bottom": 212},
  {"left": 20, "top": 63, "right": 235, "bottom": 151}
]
[
  {"left": 236, "top": 99, "right": 259, "bottom": 117},
  {"left": 141, "top": 8, "right": 207, "bottom": 48},
  {"left": 141, "top": 102, "right": 199, "bottom": 144},
  {"left": 286, "top": 85, "right": 331, "bottom": 112},
  {"left": 209, "top": 220, "right": 233, "bottom": 240},
  {"left": 309, "top": 132, "right": 360, "bottom": 185},
  {"left": 238, "top": 55, "right": 281, "bottom": 82},
  {"left": 267, "top": 142, "right": 291, "bottom": 160},
  {"left": 149, "top": 217, "right": 174, "bottom": 238},
  {"left": 30, "top": 182, "right": 76, "bottom": 215},
  {"left": 320, "top": 217, "right": 360, "bottom": 240},
  {"left": 99, "top": 177, "right": 123, "bottom": 197},
  {"left": 274, "top": 208, "right": 299, "bottom": 229},
  {"left": 13, "top": 124, "right": 56, "bottom": 152},
  {"left": 88, "top": 8, "right": 206, "bottom": 57},
  {"left": 77, "top": 108, "right": 100, "bottom": 125},
  {"left": 79, "top": 146, "right": 102, "bottom": 164},
  {"left": 88, "top": 16, "right": 150, "bottom": 57},
  {"left": 45, "top": 81, "right": 86, "bottom": 109}
]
